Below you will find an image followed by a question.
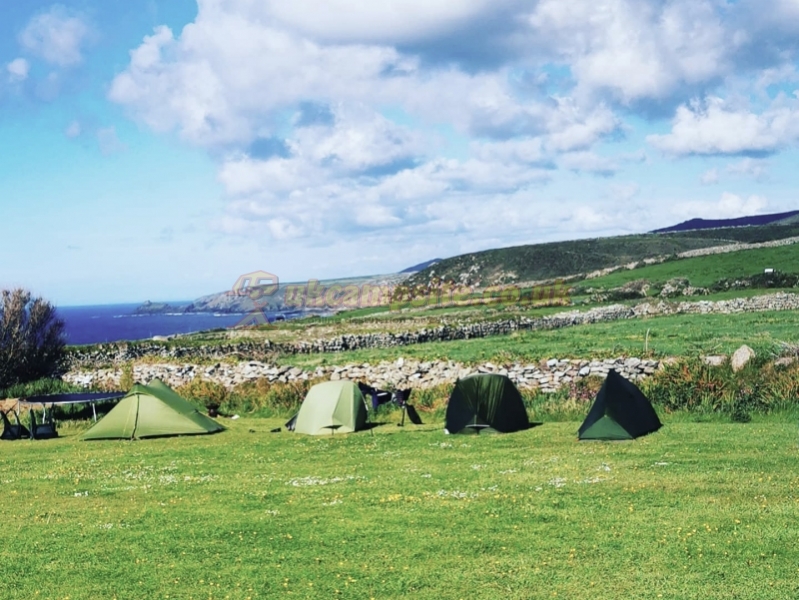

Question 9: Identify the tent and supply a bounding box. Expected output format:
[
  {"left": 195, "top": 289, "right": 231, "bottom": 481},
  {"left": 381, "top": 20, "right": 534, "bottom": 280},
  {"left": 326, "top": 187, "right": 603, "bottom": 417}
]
[
  {"left": 445, "top": 374, "right": 530, "bottom": 434},
  {"left": 83, "top": 379, "right": 224, "bottom": 440},
  {"left": 293, "top": 380, "right": 368, "bottom": 435},
  {"left": 578, "top": 369, "right": 662, "bottom": 440}
]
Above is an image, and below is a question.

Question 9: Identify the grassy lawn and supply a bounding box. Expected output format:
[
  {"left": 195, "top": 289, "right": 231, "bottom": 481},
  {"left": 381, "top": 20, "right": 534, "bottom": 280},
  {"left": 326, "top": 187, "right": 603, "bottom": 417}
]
[
  {"left": 2, "top": 416, "right": 799, "bottom": 599},
  {"left": 279, "top": 309, "right": 799, "bottom": 368}
]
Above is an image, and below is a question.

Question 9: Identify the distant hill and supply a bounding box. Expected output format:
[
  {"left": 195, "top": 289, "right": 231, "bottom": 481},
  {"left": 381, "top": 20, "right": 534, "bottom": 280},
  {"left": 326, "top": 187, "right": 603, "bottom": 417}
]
[
  {"left": 400, "top": 259, "right": 442, "bottom": 273},
  {"left": 168, "top": 272, "right": 410, "bottom": 316},
  {"left": 652, "top": 210, "right": 799, "bottom": 233},
  {"left": 406, "top": 223, "right": 799, "bottom": 288}
]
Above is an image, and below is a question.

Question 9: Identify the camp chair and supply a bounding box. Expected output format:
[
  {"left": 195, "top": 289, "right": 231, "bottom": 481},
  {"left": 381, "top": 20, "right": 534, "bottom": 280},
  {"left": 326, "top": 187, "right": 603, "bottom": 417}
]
[
  {"left": 29, "top": 408, "right": 58, "bottom": 440},
  {"left": 1, "top": 409, "right": 30, "bottom": 440},
  {"left": 357, "top": 382, "right": 392, "bottom": 411},
  {"left": 393, "top": 389, "right": 423, "bottom": 426}
]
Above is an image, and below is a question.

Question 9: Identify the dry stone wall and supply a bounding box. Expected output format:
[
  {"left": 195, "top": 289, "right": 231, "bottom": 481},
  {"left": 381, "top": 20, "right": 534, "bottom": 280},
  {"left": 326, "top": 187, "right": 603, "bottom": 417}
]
[{"left": 64, "top": 356, "right": 660, "bottom": 393}]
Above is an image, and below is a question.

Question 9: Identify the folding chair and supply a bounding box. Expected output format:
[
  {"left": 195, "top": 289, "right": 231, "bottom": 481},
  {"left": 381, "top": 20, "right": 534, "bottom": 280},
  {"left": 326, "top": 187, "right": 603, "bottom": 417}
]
[
  {"left": 393, "top": 389, "right": 423, "bottom": 426},
  {"left": 1, "top": 409, "right": 30, "bottom": 440},
  {"left": 29, "top": 408, "right": 58, "bottom": 440}
]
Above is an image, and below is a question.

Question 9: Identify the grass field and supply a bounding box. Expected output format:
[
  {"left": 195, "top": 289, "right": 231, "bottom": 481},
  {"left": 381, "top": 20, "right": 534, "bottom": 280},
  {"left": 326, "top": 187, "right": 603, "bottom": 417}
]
[
  {"left": 580, "top": 244, "right": 799, "bottom": 290},
  {"left": 276, "top": 309, "right": 799, "bottom": 368},
  {"left": 3, "top": 416, "right": 799, "bottom": 599}
]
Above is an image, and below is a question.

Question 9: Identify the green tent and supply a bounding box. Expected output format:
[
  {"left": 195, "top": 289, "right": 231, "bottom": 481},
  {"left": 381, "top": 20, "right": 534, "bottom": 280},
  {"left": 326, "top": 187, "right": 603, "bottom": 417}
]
[
  {"left": 293, "top": 380, "right": 368, "bottom": 435},
  {"left": 445, "top": 374, "right": 530, "bottom": 434},
  {"left": 578, "top": 369, "right": 662, "bottom": 440},
  {"left": 83, "top": 379, "right": 224, "bottom": 440}
]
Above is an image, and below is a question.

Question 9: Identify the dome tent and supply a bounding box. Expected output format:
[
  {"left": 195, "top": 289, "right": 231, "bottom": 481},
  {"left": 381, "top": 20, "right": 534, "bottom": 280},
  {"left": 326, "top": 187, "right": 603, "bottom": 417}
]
[
  {"left": 445, "top": 374, "right": 531, "bottom": 434},
  {"left": 293, "top": 380, "right": 368, "bottom": 435},
  {"left": 83, "top": 379, "right": 224, "bottom": 440}
]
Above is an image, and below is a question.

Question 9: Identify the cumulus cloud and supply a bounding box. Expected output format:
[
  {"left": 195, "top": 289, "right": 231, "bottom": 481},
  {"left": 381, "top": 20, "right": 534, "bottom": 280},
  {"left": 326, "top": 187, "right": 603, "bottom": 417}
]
[
  {"left": 647, "top": 96, "right": 799, "bottom": 156},
  {"left": 18, "top": 6, "right": 91, "bottom": 67},
  {"left": 257, "top": 0, "right": 505, "bottom": 45},
  {"left": 527, "top": 0, "right": 732, "bottom": 104},
  {"left": 6, "top": 58, "right": 29, "bottom": 82},
  {"left": 106, "top": 0, "right": 799, "bottom": 268}
]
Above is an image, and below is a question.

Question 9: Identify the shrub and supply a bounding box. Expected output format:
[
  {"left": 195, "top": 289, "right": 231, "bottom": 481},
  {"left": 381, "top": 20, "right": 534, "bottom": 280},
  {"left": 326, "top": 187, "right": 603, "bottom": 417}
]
[
  {"left": 0, "top": 377, "right": 80, "bottom": 400},
  {"left": 176, "top": 378, "right": 229, "bottom": 415},
  {"left": 410, "top": 383, "right": 451, "bottom": 414},
  {"left": 0, "top": 289, "right": 66, "bottom": 389},
  {"left": 640, "top": 357, "right": 799, "bottom": 420},
  {"left": 225, "top": 378, "right": 324, "bottom": 417},
  {"left": 119, "top": 362, "right": 135, "bottom": 390}
]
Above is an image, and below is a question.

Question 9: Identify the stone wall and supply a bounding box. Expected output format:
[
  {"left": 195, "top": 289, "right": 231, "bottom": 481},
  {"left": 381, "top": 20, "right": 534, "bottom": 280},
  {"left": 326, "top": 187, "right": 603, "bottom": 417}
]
[{"left": 64, "top": 356, "right": 661, "bottom": 393}]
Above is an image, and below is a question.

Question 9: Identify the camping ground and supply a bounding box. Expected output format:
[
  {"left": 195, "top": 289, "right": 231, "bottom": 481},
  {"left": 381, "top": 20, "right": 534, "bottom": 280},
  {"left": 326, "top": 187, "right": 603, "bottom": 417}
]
[{"left": 2, "top": 416, "right": 799, "bottom": 599}]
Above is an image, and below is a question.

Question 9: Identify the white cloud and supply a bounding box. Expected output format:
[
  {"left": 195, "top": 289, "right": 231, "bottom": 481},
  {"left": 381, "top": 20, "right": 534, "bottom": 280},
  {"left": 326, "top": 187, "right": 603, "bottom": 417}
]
[
  {"left": 700, "top": 168, "right": 719, "bottom": 185},
  {"left": 726, "top": 158, "right": 769, "bottom": 181},
  {"left": 18, "top": 6, "right": 91, "bottom": 67},
  {"left": 256, "top": 0, "right": 505, "bottom": 45},
  {"left": 647, "top": 96, "right": 799, "bottom": 156},
  {"left": 109, "top": 21, "right": 406, "bottom": 147},
  {"left": 674, "top": 192, "right": 768, "bottom": 219},
  {"left": 6, "top": 58, "right": 29, "bottom": 81},
  {"left": 557, "top": 151, "right": 617, "bottom": 176},
  {"left": 107, "top": 0, "right": 635, "bottom": 251},
  {"left": 527, "top": 0, "right": 731, "bottom": 103},
  {"left": 108, "top": 0, "right": 799, "bottom": 272},
  {"left": 288, "top": 107, "right": 424, "bottom": 174}
]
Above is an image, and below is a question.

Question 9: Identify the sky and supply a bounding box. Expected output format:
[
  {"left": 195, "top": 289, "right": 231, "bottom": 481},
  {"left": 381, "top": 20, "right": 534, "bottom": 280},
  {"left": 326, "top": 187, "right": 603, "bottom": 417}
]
[{"left": 2, "top": 0, "right": 799, "bottom": 305}]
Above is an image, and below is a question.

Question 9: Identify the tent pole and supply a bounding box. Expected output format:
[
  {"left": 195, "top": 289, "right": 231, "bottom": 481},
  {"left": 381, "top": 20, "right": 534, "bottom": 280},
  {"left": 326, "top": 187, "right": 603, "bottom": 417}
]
[{"left": 92, "top": 402, "right": 97, "bottom": 422}]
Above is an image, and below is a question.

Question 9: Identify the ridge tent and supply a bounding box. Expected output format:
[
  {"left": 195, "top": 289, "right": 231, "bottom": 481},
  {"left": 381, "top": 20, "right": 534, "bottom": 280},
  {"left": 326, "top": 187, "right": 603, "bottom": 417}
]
[
  {"left": 578, "top": 369, "right": 662, "bottom": 440},
  {"left": 293, "top": 380, "right": 368, "bottom": 435},
  {"left": 445, "top": 374, "right": 530, "bottom": 434},
  {"left": 83, "top": 379, "right": 224, "bottom": 440}
]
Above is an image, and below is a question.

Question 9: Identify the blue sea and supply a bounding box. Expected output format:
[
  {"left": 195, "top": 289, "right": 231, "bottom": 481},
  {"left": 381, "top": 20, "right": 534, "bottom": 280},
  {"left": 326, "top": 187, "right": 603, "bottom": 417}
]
[{"left": 57, "top": 304, "right": 251, "bottom": 346}]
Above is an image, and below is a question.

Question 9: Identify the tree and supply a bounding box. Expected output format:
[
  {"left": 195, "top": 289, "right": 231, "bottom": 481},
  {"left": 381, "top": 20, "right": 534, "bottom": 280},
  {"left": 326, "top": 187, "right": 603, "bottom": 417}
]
[{"left": 0, "top": 288, "right": 66, "bottom": 389}]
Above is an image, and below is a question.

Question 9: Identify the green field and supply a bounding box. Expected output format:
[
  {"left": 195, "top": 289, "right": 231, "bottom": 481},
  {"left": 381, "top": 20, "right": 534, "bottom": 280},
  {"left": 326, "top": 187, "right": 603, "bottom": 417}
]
[
  {"left": 3, "top": 417, "right": 799, "bottom": 599},
  {"left": 580, "top": 244, "right": 799, "bottom": 290},
  {"left": 277, "top": 309, "right": 799, "bottom": 368}
]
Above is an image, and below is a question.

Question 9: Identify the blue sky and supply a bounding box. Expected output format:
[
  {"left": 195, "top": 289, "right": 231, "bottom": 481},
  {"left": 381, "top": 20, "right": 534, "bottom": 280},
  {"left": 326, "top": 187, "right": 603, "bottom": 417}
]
[{"left": 3, "top": 0, "right": 799, "bottom": 305}]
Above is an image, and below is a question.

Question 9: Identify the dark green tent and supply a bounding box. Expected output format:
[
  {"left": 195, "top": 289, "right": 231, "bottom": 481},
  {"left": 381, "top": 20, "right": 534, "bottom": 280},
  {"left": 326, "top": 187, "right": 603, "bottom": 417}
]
[
  {"left": 578, "top": 369, "right": 662, "bottom": 440},
  {"left": 83, "top": 379, "right": 224, "bottom": 440},
  {"left": 445, "top": 374, "right": 530, "bottom": 434}
]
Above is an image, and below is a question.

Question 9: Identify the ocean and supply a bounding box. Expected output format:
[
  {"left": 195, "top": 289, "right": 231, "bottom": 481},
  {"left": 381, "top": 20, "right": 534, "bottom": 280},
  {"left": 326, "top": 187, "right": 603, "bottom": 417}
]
[{"left": 57, "top": 304, "right": 250, "bottom": 346}]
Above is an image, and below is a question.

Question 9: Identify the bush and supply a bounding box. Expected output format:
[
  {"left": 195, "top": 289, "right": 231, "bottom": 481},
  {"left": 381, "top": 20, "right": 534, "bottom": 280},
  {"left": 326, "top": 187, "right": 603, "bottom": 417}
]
[
  {"left": 639, "top": 357, "right": 799, "bottom": 420},
  {"left": 0, "top": 377, "right": 80, "bottom": 400},
  {"left": 0, "top": 289, "right": 66, "bottom": 389},
  {"left": 224, "top": 378, "right": 324, "bottom": 417},
  {"left": 119, "top": 362, "right": 135, "bottom": 390},
  {"left": 176, "top": 378, "right": 229, "bottom": 415}
]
